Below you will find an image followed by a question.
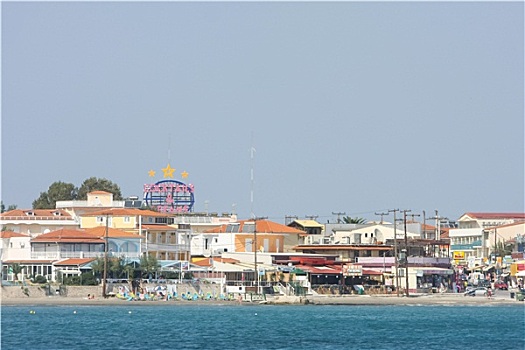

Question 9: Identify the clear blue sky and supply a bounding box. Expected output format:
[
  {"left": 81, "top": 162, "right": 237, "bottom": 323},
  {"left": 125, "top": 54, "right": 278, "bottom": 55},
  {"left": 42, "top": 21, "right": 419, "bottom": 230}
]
[{"left": 2, "top": 2, "right": 523, "bottom": 223}]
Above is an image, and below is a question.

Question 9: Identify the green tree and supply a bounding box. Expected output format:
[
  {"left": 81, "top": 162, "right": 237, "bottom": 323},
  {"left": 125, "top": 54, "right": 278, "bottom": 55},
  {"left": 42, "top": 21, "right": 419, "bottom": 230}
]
[
  {"left": 90, "top": 257, "right": 105, "bottom": 278},
  {"left": 139, "top": 254, "right": 160, "bottom": 278},
  {"left": 1, "top": 202, "right": 18, "bottom": 213},
  {"left": 10, "top": 263, "right": 24, "bottom": 281},
  {"left": 342, "top": 216, "right": 367, "bottom": 224},
  {"left": 77, "top": 177, "right": 123, "bottom": 200},
  {"left": 492, "top": 241, "right": 514, "bottom": 257},
  {"left": 32, "top": 181, "right": 78, "bottom": 209}
]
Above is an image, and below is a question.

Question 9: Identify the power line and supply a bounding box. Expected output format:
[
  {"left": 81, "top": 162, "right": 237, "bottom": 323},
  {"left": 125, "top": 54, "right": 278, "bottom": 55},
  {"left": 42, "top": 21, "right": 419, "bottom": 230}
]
[
  {"left": 374, "top": 211, "right": 389, "bottom": 224},
  {"left": 402, "top": 209, "right": 411, "bottom": 297},
  {"left": 332, "top": 212, "right": 346, "bottom": 224},
  {"left": 388, "top": 209, "right": 401, "bottom": 297}
]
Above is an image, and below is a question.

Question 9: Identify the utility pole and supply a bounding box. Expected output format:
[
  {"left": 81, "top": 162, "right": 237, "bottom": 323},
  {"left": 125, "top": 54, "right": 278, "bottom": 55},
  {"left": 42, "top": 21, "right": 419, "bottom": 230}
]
[
  {"left": 102, "top": 213, "right": 109, "bottom": 298},
  {"left": 285, "top": 215, "right": 298, "bottom": 225},
  {"left": 402, "top": 209, "right": 411, "bottom": 297},
  {"left": 252, "top": 216, "right": 267, "bottom": 295},
  {"left": 332, "top": 212, "right": 346, "bottom": 224},
  {"left": 388, "top": 209, "right": 400, "bottom": 297},
  {"left": 428, "top": 210, "right": 448, "bottom": 256},
  {"left": 375, "top": 211, "right": 389, "bottom": 224},
  {"left": 422, "top": 210, "right": 426, "bottom": 239}
]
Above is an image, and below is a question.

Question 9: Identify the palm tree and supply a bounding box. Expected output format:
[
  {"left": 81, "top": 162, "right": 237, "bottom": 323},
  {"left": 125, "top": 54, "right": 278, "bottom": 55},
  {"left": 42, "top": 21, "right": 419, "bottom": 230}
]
[
  {"left": 139, "top": 254, "right": 160, "bottom": 279},
  {"left": 10, "top": 263, "right": 24, "bottom": 281},
  {"left": 342, "top": 216, "right": 367, "bottom": 224}
]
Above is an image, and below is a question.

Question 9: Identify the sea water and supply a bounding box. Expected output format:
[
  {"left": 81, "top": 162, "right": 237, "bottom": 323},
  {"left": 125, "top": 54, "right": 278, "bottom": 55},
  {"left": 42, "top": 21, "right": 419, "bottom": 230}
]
[{"left": 1, "top": 304, "right": 524, "bottom": 350}]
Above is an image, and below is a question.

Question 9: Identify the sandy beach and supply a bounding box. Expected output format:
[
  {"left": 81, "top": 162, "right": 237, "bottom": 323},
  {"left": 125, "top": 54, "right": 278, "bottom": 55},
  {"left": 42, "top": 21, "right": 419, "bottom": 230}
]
[{"left": 2, "top": 292, "right": 523, "bottom": 307}]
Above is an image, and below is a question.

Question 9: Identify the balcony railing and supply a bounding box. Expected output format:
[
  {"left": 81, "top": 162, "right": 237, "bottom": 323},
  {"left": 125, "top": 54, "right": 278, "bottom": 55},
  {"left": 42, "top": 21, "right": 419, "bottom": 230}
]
[
  {"left": 31, "top": 251, "right": 142, "bottom": 260},
  {"left": 0, "top": 216, "right": 76, "bottom": 221}
]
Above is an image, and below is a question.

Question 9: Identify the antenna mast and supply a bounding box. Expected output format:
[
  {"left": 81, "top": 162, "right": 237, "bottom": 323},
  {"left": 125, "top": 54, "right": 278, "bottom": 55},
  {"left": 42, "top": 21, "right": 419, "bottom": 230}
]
[{"left": 250, "top": 134, "right": 256, "bottom": 219}]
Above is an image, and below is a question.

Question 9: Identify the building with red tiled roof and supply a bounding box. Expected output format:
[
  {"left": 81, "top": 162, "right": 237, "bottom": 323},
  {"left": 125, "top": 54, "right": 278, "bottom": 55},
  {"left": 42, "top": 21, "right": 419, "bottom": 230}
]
[
  {"left": 31, "top": 229, "right": 104, "bottom": 261},
  {"left": 450, "top": 212, "right": 525, "bottom": 266},
  {"left": 0, "top": 230, "right": 31, "bottom": 262},
  {"left": 84, "top": 227, "right": 142, "bottom": 259},
  {"left": 198, "top": 219, "right": 306, "bottom": 256},
  {"left": 0, "top": 208, "right": 78, "bottom": 237},
  {"left": 79, "top": 208, "right": 190, "bottom": 261}
]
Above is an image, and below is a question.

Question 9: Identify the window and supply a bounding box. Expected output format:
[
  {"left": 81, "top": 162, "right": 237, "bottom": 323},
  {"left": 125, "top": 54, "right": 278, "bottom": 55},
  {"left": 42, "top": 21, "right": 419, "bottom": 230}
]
[
  {"left": 96, "top": 216, "right": 104, "bottom": 223},
  {"left": 245, "top": 239, "right": 253, "bottom": 252},
  {"left": 364, "top": 233, "right": 368, "bottom": 238},
  {"left": 124, "top": 216, "right": 130, "bottom": 223}
]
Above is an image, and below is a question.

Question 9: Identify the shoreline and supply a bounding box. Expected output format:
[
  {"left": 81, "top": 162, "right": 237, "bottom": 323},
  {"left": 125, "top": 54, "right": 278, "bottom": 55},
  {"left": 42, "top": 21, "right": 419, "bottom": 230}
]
[{"left": 2, "top": 293, "right": 523, "bottom": 307}]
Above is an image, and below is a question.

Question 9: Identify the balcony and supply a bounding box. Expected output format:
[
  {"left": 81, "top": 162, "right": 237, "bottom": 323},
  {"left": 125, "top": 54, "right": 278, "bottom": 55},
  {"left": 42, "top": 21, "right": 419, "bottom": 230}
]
[{"left": 30, "top": 251, "right": 141, "bottom": 260}]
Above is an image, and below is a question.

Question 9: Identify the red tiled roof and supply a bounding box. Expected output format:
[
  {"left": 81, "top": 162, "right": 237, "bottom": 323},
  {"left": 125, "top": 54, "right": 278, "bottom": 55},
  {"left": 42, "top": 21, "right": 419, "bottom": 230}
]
[
  {"left": 205, "top": 219, "right": 305, "bottom": 235},
  {"left": 31, "top": 229, "right": 104, "bottom": 243},
  {"left": 141, "top": 224, "right": 177, "bottom": 231},
  {"left": 84, "top": 227, "right": 140, "bottom": 239},
  {"left": 0, "top": 231, "right": 29, "bottom": 238},
  {"left": 192, "top": 257, "right": 240, "bottom": 267},
  {"left": 54, "top": 258, "right": 95, "bottom": 266},
  {"left": 1, "top": 209, "right": 72, "bottom": 219},
  {"left": 4, "top": 260, "right": 54, "bottom": 264},
  {"left": 463, "top": 213, "right": 525, "bottom": 220},
  {"left": 83, "top": 208, "right": 168, "bottom": 217},
  {"left": 293, "top": 245, "right": 392, "bottom": 251},
  {"left": 296, "top": 264, "right": 384, "bottom": 276}
]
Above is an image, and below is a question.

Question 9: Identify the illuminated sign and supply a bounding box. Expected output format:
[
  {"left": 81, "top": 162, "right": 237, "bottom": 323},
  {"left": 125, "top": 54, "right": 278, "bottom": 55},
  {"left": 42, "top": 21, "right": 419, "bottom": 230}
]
[
  {"left": 143, "top": 163, "right": 195, "bottom": 213},
  {"left": 453, "top": 251, "right": 465, "bottom": 260}
]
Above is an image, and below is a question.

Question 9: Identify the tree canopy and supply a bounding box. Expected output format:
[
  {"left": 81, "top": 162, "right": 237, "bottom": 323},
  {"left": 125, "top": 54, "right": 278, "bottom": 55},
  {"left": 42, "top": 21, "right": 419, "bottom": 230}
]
[
  {"left": 77, "top": 177, "right": 123, "bottom": 200},
  {"left": 32, "top": 181, "right": 77, "bottom": 209},
  {"left": 1, "top": 201, "right": 17, "bottom": 213},
  {"left": 32, "top": 177, "right": 123, "bottom": 209},
  {"left": 342, "top": 216, "right": 367, "bottom": 224}
]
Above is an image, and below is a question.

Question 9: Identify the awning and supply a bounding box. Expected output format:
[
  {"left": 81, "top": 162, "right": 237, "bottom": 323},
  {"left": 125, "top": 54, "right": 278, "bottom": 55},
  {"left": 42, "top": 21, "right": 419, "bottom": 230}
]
[
  {"left": 57, "top": 269, "right": 81, "bottom": 275},
  {"left": 416, "top": 268, "right": 454, "bottom": 276}
]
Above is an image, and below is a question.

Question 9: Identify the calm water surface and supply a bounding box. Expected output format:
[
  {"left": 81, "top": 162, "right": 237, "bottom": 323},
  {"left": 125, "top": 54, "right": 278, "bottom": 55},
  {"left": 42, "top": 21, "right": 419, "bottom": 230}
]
[{"left": 1, "top": 304, "right": 524, "bottom": 350}]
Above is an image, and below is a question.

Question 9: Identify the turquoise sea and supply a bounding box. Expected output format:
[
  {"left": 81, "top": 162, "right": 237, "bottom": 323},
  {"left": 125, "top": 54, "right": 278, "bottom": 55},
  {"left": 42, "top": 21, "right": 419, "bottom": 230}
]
[{"left": 1, "top": 304, "right": 524, "bottom": 350}]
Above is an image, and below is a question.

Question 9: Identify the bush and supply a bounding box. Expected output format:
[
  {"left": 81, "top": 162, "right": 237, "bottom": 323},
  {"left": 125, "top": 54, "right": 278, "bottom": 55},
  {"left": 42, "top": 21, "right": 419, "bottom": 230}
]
[
  {"left": 33, "top": 275, "right": 47, "bottom": 284},
  {"left": 81, "top": 272, "right": 98, "bottom": 286}
]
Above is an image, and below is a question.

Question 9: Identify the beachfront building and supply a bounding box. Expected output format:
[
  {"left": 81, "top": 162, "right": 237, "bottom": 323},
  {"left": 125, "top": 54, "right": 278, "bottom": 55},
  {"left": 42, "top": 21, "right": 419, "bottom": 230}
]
[
  {"left": 80, "top": 208, "right": 191, "bottom": 261},
  {"left": 1, "top": 231, "right": 31, "bottom": 282},
  {"left": 449, "top": 212, "right": 525, "bottom": 267},
  {"left": 55, "top": 190, "right": 130, "bottom": 220},
  {"left": 0, "top": 209, "right": 78, "bottom": 237},
  {"left": 287, "top": 219, "right": 325, "bottom": 245},
  {"left": 2, "top": 229, "right": 103, "bottom": 282},
  {"left": 201, "top": 219, "right": 306, "bottom": 256}
]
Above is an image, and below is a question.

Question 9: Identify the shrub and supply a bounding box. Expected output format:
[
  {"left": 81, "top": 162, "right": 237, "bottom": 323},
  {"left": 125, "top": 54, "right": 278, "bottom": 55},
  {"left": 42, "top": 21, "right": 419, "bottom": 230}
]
[
  {"left": 33, "top": 275, "right": 47, "bottom": 284},
  {"left": 81, "top": 272, "right": 98, "bottom": 286}
]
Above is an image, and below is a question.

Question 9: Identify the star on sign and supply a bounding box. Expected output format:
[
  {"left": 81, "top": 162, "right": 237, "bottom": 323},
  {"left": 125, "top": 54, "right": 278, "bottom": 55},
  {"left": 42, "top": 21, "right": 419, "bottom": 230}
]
[
  {"left": 162, "top": 163, "right": 175, "bottom": 178},
  {"left": 181, "top": 171, "right": 189, "bottom": 179},
  {"left": 148, "top": 170, "right": 156, "bottom": 177}
]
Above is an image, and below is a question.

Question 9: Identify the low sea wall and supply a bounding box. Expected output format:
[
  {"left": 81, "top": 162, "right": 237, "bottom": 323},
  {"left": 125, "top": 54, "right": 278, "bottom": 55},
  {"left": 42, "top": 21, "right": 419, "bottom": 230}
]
[{"left": 1, "top": 281, "right": 226, "bottom": 300}]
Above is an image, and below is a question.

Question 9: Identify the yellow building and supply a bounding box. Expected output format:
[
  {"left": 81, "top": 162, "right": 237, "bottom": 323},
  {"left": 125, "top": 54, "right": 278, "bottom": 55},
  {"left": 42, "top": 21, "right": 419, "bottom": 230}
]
[{"left": 80, "top": 208, "right": 190, "bottom": 261}]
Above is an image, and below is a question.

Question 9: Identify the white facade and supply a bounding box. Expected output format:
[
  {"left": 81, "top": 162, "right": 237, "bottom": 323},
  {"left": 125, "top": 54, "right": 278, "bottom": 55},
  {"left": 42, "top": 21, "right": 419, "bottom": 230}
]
[
  {"left": 0, "top": 234, "right": 31, "bottom": 261},
  {"left": 449, "top": 213, "right": 525, "bottom": 263},
  {"left": 0, "top": 209, "right": 78, "bottom": 237},
  {"left": 333, "top": 224, "right": 420, "bottom": 245}
]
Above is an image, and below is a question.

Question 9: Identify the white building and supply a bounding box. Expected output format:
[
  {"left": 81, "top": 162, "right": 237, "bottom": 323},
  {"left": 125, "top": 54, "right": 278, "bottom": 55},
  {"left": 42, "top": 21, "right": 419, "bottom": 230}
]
[
  {"left": 0, "top": 209, "right": 78, "bottom": 237},
  {"left": 449, "top": 212, "right": 525, "bottom": 266}
]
